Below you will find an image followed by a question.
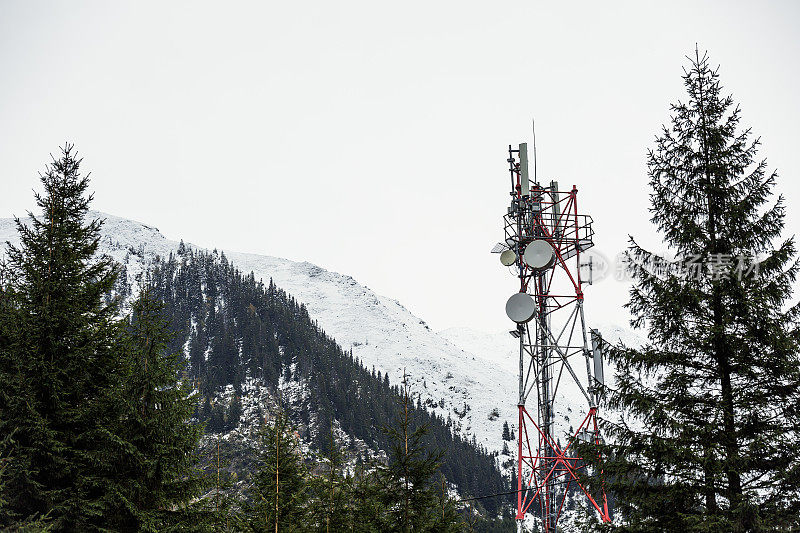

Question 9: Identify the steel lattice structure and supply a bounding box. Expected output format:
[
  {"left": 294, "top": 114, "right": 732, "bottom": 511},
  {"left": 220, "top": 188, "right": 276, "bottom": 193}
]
[{"left": 495, "top": 144, "right": 611, "bottom": 533}]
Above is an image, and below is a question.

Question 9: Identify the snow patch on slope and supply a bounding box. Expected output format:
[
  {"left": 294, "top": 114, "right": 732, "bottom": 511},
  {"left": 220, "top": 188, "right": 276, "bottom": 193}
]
[{"left": 0, "top": 211, "right": 644, "bottom": 460}]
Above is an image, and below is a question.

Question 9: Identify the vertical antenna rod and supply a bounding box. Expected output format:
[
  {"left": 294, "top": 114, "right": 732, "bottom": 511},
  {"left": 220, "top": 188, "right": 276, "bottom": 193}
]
[{"left": 532, "top": 117, "right": 538, "bottom": 183}]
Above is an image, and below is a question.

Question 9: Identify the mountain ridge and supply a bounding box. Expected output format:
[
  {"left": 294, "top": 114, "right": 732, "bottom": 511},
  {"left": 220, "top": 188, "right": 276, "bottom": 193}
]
[{"left": 0, "top": 210, "right": 644, "bottom": 462}]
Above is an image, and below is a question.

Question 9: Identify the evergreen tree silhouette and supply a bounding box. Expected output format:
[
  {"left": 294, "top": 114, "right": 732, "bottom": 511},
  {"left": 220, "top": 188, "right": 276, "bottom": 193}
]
[{"left": 604, "top": 49, "right": 800, "bottom": 531}]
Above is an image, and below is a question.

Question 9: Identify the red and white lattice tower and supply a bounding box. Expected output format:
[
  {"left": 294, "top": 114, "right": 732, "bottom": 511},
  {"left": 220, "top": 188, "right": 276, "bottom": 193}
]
[{"left": 493, "top": 144, "right": 611, "bottom": 532}]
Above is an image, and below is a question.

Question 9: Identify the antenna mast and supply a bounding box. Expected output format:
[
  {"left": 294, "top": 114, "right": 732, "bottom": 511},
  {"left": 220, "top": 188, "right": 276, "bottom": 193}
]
[
  {"left": 532, "top": 118, "right": 537, "bottom": 183},
  {"left": 493, "top": 142, "right": 610, "bottom": 532}
]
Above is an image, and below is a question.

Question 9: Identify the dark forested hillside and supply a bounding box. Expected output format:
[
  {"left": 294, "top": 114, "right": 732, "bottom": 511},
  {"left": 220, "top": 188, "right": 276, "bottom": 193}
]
[{"left": 144, "top": 246, "right": 508, "bottom": 513}]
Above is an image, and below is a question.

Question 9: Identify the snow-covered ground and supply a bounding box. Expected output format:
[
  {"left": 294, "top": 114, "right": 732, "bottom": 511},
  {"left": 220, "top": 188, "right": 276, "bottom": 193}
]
[{"left": 0, "top": 211, "right": 644, "bottom": 461}]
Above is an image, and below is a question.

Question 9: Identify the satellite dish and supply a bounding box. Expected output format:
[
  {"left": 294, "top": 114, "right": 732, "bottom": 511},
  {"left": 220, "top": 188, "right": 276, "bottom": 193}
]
[
  {"left": 500, "top": 249, "right": 517, "bottom": 266},
  {"left": 523, "top": 240, "right": 555, "bottom": 270},
  {"left": 506, "top": 292, "right": 536, "bottom": 323}
]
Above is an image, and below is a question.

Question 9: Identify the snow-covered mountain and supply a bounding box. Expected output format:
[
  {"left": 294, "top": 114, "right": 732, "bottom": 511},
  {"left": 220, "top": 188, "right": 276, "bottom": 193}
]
[
  {"left": 0, "top": 211, "right": 643, "bottom": 460},
  {"left": 439, "top": 323, "right": 645, "bottom": 449}
]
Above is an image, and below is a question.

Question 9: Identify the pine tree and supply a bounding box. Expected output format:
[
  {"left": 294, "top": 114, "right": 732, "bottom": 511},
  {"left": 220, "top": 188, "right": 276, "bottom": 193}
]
[
  {"left": 209, "top": 402, "right": 226, "bottom": 433},
  {"left": 199, "top": 434, "right": 239, "bottom": 533},
  {"left": 346, "top": 464, "right": 384, "bottom": 533},
  {"left": 243, "top": 409, "right": 310, "bottom": 532},
  {"left": 604, "top": 50, "right": 800, "bottom": 531},
  {"left": 105, "top": 289, "right": 207, "bottom": 531},
  {"left": 227, "top": 393, "right": 242, "bottom": 431},
  {"left": 373, "top": 372, "right": 461, "bottom": 532},
  {"left": 0, "top": 431, "right": 52, "bottom": 530},
  {"left": 309, "top": 434, "right": 351, "bottom": 533},
  {"left": 0, "top": 145, "right": 126, "bottom": 530}
]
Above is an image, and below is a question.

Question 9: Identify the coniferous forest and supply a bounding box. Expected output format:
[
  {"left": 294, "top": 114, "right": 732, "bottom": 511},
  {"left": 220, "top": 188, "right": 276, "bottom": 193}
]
[
  {"left": 3, "top": 48, "right": 800, "bottom": 533},
  {"left": 0, "top": 146, "right": 514, "bottom": 531},
  {"left": 145, "top": 246, "right": 508, "bottom": 513}
]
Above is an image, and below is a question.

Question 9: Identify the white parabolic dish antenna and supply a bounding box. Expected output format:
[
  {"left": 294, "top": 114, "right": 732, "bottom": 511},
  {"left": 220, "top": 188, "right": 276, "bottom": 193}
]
[
  {"left": 500, "top": 249, "right": 517, "bottom": 266},
  {"left": 523, "top": 239, "right": 556, "bottom": 270},
  {"left": 506, "top": 292, "right": 536, "bottom": 323}
]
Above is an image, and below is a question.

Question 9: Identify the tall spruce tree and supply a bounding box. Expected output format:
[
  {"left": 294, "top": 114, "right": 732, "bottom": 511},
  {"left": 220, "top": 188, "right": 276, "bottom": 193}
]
[
  {"left": 604, "top": 50, "right": 800, "bottom": 531},
  {"left": 105, "top": 289, "right": 207, "bottom": 531},
  {"left": 0, "top": 145, "right": 125, "bottom": 529},
  {"left": 308, "top": 435, "right": 351, "bottom": 533},
  {"left": 346, "top": 464, "right": 385, "bottom": 533},
  {"left": 243, "top": 408, "right": 311, "bottom": 532},
  {"left": 372, "top": 373, "right": 461, "bottom": 533}
]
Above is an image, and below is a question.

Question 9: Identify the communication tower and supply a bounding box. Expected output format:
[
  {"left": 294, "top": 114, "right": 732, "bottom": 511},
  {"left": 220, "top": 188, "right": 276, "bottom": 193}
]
[{"left": 493, "top": 143, "right": 611, "bottom": 532}]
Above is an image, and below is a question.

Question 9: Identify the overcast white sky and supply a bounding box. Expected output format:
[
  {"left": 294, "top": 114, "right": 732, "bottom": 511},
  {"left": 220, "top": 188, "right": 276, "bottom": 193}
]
[{"left": 1, "top": 1, "right": 798, "bottom": 333}]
